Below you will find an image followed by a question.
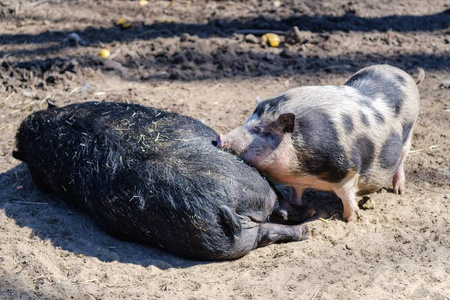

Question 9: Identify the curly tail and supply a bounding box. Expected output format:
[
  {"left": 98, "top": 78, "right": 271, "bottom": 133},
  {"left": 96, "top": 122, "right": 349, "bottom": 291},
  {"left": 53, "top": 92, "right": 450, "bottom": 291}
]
[{"left": 415, "top": 68, "right": 425, "bottom": 85}]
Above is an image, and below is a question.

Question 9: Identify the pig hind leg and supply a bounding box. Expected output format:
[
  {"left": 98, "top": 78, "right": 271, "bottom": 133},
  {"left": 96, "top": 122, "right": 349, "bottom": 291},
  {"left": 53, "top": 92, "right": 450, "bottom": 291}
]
[
  {"left": 393, "top": 134, "right": 412, "bottom": 194},
  {"left": 332, "top": 175, "right": 360, "bottom": 222},
  {"left": 256, "top": 223, "right": 309, "bottom": 248}
]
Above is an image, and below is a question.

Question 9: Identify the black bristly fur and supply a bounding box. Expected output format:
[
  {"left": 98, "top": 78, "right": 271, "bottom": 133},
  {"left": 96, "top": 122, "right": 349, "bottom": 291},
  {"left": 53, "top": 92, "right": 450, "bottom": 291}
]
[{"left": 13, "top": 102, "right": 309, "bottom": 261}]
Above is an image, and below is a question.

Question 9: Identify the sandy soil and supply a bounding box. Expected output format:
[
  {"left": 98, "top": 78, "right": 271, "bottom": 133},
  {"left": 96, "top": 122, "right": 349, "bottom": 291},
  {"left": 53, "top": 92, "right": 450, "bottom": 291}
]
[{"left": 0, "top": 0, "right": 449, "bottom": 299}]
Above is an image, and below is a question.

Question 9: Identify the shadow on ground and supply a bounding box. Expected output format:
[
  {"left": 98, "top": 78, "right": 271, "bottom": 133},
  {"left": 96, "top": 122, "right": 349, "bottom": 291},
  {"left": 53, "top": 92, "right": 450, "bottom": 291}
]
[
  {"left": 2, "top": 9, "right": 449, "bottom": 46},
  {"left": 0, "top": 163, "right": 340, "bottom": 268},
  {"left": 0, "top": 164, "right": 208, "bottom": 269},
  {"left": 1, "top": 10, "right": 449, "bottom": 86}
]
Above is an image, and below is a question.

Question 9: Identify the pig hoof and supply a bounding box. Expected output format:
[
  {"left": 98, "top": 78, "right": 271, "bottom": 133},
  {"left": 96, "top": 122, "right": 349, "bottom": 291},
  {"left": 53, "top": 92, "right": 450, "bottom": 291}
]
[
  {"left": 343, "top": 210, "right": 360, "bottom": 222},
  {"left": 393, "top": 185, "right": 405, "bottom": 195},
  {"left": 279, "top": 209, "right": 289, "bottom": 220},
  {"left": 293, "top": 225, "right": 309, "bottom": 241},
  {"left": 393, "top": 169, "right": 406, "bottom": 195}
]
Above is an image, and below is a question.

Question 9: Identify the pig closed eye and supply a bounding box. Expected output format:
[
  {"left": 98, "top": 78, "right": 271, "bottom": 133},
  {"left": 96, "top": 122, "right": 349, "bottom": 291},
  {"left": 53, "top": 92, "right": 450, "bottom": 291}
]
[{"left": 252, "top": 127, "right": 262, "bottom": 134}]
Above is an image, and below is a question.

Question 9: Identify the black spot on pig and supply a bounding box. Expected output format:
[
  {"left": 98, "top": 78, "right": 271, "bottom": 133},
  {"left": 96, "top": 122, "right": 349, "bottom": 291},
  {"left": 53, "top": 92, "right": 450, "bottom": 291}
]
[
  {"left": 379, "top": 132, "right": 403, "bottom": 169},
  {"left": 373, "top": 109, "right": 385, "bottom": 124},
  {"left": 360, "top": 111, "right": 370, "bottom": 127},
  {"left": 254, "top": 95, "right": 289, "bottom": 117},
  {"left": 341, "top": 113, "right": 354, "bottom": 134},
  {"left": 395, "top": 74, "right": 406, "bottom": 86},
  {"left": 360, "top": 98, "right": 374, "bottom": 109},
  {"left": 360, "top": 99, "right": 385, "bottom": 124},
  {"left": 402, "top": 122, "right": 414, "bottom": 143},
  {"left": 295, "top": 110, "right": 349, "bottom": 183},
  {"left": 254, "top": 104, "right": 266, "bottom": 117},
  {"left": 350, "top": 136, "right": 375, "bottom": 175},
  {"left": 345, "top": 69, "right": 405, "bottom": 115}
]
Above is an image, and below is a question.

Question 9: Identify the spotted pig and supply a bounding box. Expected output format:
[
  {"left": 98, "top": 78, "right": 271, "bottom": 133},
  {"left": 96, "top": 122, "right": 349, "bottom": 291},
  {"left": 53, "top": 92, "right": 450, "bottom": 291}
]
[{"left": 217, "top": 64, "right": 424, "bottom": 221}]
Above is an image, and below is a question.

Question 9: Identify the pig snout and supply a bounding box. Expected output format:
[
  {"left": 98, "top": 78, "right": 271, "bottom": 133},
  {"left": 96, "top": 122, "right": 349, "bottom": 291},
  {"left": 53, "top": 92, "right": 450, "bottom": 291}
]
[
  {"left": 216, "top": 133, "right": 241, "bottom": 156},
  {"left": 215, "top": 131, "right": 245, "bottom": 156},
  {"left": 215, "top": 134, "right": 223, "bottom": 149},
  {"left": 215, "top": 127, "right": 251, "bottom": 158}
]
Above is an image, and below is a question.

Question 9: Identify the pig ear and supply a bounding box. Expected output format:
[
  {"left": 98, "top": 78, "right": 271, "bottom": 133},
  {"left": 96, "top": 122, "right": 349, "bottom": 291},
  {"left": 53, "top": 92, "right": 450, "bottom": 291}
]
[
  {"left": 277, "top": 113, "right": 296, "bottom": 133},
  {"left": 255, "top": 95, "right": 263, "bottom": 105}
]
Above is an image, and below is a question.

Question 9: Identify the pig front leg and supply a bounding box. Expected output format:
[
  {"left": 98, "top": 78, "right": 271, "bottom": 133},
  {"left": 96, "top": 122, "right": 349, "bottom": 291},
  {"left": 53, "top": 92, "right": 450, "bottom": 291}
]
[
  {"left": 269, "top": 184, "right": 315, "bottom": 224},
  {"left": 270, "top": 202, "right": 316, "bottom": 225},
  {"left": 257, "top": 223, "right": 309, "bottom": 248},
  {"left": 332, "top": 174, "right": 360, "bottom": 222},
  {"left": 289, "top": 186, "right": 306, "bottom": 206}
]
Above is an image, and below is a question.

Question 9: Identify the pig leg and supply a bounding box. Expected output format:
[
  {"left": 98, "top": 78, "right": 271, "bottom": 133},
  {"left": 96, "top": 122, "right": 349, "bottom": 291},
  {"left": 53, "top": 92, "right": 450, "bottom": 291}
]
[
  {"left": 332, "top": 175, "right": 359, "bottom": 222},
  {"left": 393, "top": 163, "right": 405, "bottom": 194},
  {"left": 256, "top": 223, "right": 309, "bottom": 248},
  {"left": 279, "top": 185, "right": 306, "bottom": 214},
  {"left": 270, "top": 203, "right": 316, "bottom": 225},
  {"left": 269, "top": 184, "right": 315, "bottom": 224},
  {"left": 393, "top": 136, "right": 412, "bottom": 194},
  {"left": 289, "top": 186, "right": 306, "bottom": 206}
]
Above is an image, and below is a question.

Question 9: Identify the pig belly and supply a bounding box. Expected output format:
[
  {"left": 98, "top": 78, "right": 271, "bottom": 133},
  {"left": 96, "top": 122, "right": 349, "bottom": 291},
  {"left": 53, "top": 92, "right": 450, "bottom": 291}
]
[
  {"left": 270, "top": 173, "right": 335, "bottom": 192},
  {"left": 357, "top": 165, "right": 397, "bottom": 195},
  {"left": 271, "top": 165, "right": 394, "bottom": 196}
]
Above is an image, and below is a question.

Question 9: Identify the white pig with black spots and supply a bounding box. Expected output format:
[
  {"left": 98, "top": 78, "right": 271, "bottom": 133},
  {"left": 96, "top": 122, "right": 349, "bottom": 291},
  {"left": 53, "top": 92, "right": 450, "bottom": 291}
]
[{"left": 217, "top": 64, "right": 424, "bottom": 221}]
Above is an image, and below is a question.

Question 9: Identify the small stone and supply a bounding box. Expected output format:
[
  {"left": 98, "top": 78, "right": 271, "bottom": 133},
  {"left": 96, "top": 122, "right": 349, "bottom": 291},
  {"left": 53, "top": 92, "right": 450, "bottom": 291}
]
[
  {"left": 438, "top": 81, "right": 450, "bottom": 89},
  {"left": 444, "top": 194, "right": 450, "bottom": 199},
  {"left": 22, "top": 90, "right": 37, "bottom": 99},
  {"left": 244, "top": 34, "right": 259, "bottom": 44},
  {"left": 264, "top": 52, "right": 276, "bottom": 61},
  {"left": 280, "top": 49, "right": 296, "bottom": 58},
  {"left": 180, "top": 33, "right": 191, "bottom": 42}
]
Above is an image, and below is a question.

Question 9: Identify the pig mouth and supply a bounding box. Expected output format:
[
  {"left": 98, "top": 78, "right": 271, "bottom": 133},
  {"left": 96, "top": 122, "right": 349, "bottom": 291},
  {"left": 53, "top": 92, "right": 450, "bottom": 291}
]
[
  {"left": 219, "top": 145, "right": 243, "bottom": 157},
  {"left": 214, "top": 133, "right": 253, "bottom": 158},
  {"left": 213, "top": 135, "right": 244, "bottom": 157}
]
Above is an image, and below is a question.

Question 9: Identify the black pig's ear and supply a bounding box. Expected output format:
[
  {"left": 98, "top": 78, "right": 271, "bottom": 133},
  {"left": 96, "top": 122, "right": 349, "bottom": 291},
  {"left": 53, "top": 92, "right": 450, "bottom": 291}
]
[
  {"left": 277, "top": 113, "right": 295, "bottom": 133},
  {"left": 46, "top": 99, "right": 57, "bottom": 109}
]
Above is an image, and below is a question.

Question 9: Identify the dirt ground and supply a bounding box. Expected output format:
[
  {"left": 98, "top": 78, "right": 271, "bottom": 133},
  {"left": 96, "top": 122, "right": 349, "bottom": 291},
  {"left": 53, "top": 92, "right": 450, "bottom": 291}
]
[{"left": 0, "top": 0, "right": 449, "bottom": 299}]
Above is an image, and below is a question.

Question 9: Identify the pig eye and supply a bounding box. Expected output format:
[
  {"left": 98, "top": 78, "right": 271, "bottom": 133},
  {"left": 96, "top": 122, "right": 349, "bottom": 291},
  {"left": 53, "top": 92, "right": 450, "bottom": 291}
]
[{"left": 252, "top": 126, "right": 262, "bottom": 134}]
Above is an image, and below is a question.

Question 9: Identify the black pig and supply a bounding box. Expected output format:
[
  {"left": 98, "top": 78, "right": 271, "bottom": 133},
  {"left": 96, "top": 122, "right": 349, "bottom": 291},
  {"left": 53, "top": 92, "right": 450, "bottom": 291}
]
[{"left": 13, "top": 101, "right": 311, "bottom": 260}]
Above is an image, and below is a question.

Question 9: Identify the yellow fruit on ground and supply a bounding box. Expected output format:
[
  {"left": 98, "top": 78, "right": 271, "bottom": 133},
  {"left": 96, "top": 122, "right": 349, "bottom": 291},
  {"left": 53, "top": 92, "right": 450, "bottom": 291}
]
[
  {"left": 115, "top": 18, "right": 132, "bottom": 29},
  {"left": 261, "top": 33, "right": 280, "bottom": 47},
  {"left": 115, "top": 18, "right": 127, "bottom": 26},
  {"left": 99, "top": 49, "right": 110, "bottom": 58}
]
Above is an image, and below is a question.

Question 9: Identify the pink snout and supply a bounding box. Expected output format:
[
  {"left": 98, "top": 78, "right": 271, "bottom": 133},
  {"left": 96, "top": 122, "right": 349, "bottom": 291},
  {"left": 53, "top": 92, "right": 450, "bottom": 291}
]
[{"left": 215, "top": 134, "right": 224, "bottom": 149}]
